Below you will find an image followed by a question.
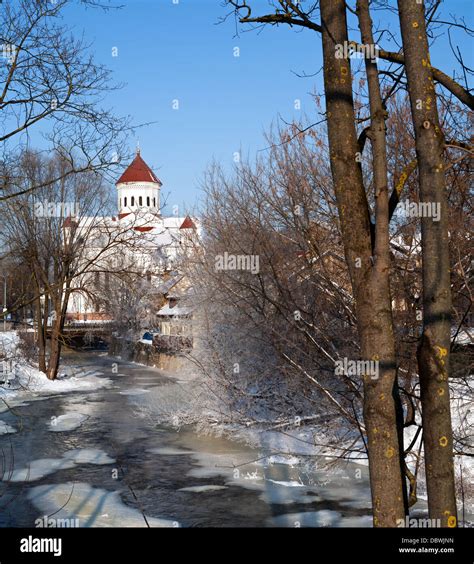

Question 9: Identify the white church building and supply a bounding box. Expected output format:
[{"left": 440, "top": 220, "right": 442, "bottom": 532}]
[{"left": 66, "top": 150, "right": 197, "bottom": 322}]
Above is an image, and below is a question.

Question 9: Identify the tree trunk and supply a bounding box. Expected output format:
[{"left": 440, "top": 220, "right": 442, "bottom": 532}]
[
  {"left": 397, "top": 0, "right": 457, "bottom": 527},
  {"left": 34, "top": 291, "right": 47, "bottom": 373},
  {"left": 46, "top": 276, "right": 73, "bottom": 381},
  {"left": 47, "top": 307, "right": 62, "bottom": 380},
  {"left": 356, "top": 0, "right": 409, "bottom": 515},
  {"left": 320, "top": 0, "right": 405, "bottom": 526}
]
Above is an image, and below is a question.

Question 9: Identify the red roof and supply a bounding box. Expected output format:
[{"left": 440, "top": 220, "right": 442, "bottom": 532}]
[
  {"left": 63, "top": 216, "right": 78, "bottom": 228},
  {"left": 116, "top": 152, "right": 162, "bottom": 185},
  {"left": 180, "top": 216, "right": 196, "bottom": 229}
]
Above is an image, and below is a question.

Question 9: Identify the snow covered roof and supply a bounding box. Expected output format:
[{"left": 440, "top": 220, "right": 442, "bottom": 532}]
[
  {"left": 163, "top": 217, "right": 186, "bottom": 229},
  {"left": 156, "top": 305, "right": 193, "bottom": 317},
  {"left": 152, "top": 231, "right": 174, "bottom": 246}
]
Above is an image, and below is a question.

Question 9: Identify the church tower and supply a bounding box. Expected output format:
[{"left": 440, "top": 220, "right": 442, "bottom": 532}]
[{"left": 116, "top": 149, "right": 162, "bottom": 217}]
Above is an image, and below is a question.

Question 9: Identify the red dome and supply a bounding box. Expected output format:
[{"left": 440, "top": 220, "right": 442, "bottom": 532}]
[{"left": 116, "top": 152, "right": 162, "bottom": 185}]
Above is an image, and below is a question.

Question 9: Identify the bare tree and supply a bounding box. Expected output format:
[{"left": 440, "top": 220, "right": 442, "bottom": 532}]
[
  {"left": 397, "top": 0, "right": 458, "bottom": 528},
  {"left": 0, "top": 0, "right": 134, "bottom": 202},
  {"left": 223, "top": 0, "right": 472, "bottom": 528},
  {"left": 0, "top": 151, "right": 160, "bottom": 379}
]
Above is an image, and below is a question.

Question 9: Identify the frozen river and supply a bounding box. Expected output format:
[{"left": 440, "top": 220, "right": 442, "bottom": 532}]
[{"left": 0, "top": 351, "right": 376, "bottom": 527}]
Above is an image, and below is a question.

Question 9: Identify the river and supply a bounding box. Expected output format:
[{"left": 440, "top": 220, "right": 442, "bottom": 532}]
[{"left": 0, "top": 350, "right": 380, "bottom": 527}]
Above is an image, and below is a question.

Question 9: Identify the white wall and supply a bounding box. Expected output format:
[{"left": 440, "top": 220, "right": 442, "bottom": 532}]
[{"left": 117, "top": 181, "right": 160, "bottom": 214}]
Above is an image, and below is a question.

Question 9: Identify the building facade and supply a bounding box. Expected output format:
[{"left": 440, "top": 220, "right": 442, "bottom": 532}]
[{"left": 66, "top": 150, "right": 197, "bottom": 323}]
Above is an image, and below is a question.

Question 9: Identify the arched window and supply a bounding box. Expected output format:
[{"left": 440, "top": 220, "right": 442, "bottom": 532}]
[
  {"left": 139, "top": 196, "right": 143, "bottom": 206},
  {"left": 147, "top": 197, "right": 150, "bottom": 206},
  {"left": 153, "top": 198, "right": 156, "bottom": 208},
  {"left": 119, "top": 198, "right": 121, "bottom": 209},
  {"left": 131, "top": 196, "right": 135, "bottom": 207},
  {"left": 124, "top": 197, "right": 127, "bottom": 207}
]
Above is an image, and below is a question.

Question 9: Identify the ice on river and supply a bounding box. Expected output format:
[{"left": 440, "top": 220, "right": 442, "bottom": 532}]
[
  {"left": 178, "top": 485, "right": 228, "bottom": 493},
  {"left": 148, "top": 447, "right": 195, "bottom": 456},
  {"left": 4, "top": 457, "right": 76, "bottom": 482},
  {"left": 118, "top": 388, "right": 150, "bottom": 396},
  {"left": 27, "top": 482, "right": 178, "bottom": 527},
  {"left": 63, "top": 448, "right": 115, "bottom": 465},
  {"left": 0, "top": 399, "right": 30, "bottom": 414},
  {"left": 3, "top": 448, "right": 115, "bottom": 482},
  {"left": 0, "top": 420, "right": 16, "bottom": 435},
  {"left": 49, "top": 412, "right": 88, "bottom": 432},
  {"left": 266, "top": 479, "right": 305, "bottom": 487},
  {"left": 265, "top": 454, "right": 300, "bottom": 466}
]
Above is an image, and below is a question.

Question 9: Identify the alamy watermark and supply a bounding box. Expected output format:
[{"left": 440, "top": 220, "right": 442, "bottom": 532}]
[
  {"left": 35, "top": 515, "right": 80, "bottom": 528},
  {"left": 34, "top": 201, "right": 80, "bottom": 218},
  {"left": 20, "top": 535, "right": 62, "bottom": 557},
  {"left": 401, "top": 200, "right": 440, "bottom": 222},
  {"left": 335, "top": 41, "right": 379, "bottom": 63},
  {"left": 1, "top": 43, "right": 17, "bottom": 63},
  {"left": 215, "top": 252, "right": 260, "bottom": 275},
  {"left": 335, "top": 357, "right": 379, "bottom": 380},
  {"left": 397, "top": 516, "right": 444, "bottom": 528}
]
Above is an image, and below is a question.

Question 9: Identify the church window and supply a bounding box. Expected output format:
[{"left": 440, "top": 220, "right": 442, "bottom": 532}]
[
  {"left": 147, "top": 197, "right": 150, "bottom": 206},
  {"left": 131, "top": 196, "right": 135, "bottom": 206},
  {"left": 139, "top": 196, "right": 143, "bottom": 206},
  {"left": 124, "top": 197, "right": 127, "bottom": 207},
  {"left": 153, "top": 197, "right": 156, "bottom": 208}
]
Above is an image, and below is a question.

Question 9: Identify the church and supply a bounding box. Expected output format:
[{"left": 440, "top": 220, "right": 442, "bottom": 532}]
[
  {"left": 114, "top": 148, "right": 196, "bottom": 253},
  {"left": 66, "top": 150, "right": 197, "bottom": 323}
]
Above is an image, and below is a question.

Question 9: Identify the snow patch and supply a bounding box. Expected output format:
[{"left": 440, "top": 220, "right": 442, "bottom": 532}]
[
  {"left": 0, "top": 420, "right": 16, "bottom": 435},
  {"left": 266, "top": 454, "right": 300, "bottom": 466},
  {"left": 49, "top": 413, "right": 88, "bottom": 432},
  {"left": 0, "top": 333, "right": 112, "bottom": 402},
  {"left": 27, "top": 482, "right": 178, "bottom": 527},
  {"left": 119, "top": 388, "right": 150, "bottom": 396},
  {"left": 0, "top": 331, "right": 19, "bottom": 356},
  {"left": 3, "top": 458, "right": 75, "bottom": 482},
  {"left": 178, "top": 485, "right": 228, "bottom": 493},
  {"left": 266, "top": 479, "right": 305, "bottom": 488},
  {"left": 63, "top": 448, "right": 115, "bottom": 465},
  {"left": 1, "top": 363, "right": 112, "bottom": 402}
]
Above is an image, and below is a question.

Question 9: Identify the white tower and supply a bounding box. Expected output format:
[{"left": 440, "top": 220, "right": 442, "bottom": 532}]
[{"left": 116, "top": 148, "right": 162, "bottom": 217}]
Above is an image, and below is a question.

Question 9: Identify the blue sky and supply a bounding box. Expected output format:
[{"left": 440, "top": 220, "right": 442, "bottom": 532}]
[{"left": 53, "top": 0, "right": 474, "bottom": 214}]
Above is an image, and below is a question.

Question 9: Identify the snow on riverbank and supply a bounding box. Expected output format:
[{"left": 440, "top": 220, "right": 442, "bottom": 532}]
[{"left": 0, "top": 331, "right": 111, "bottom": 405}]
